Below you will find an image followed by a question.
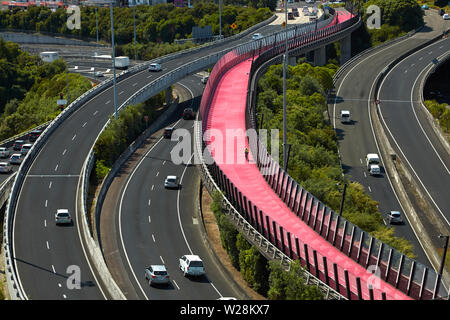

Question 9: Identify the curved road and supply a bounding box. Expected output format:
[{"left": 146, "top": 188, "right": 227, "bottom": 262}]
[
  {"left": 11, "top": 21, "right": 287, "bottom": 299},
  {"left": 100, "top": 76, "right": 243, "bottom": 299},
  {"left": 331, "top": 11, "right": 449, "bottom": 266},
  {"left": 378, "top": 37, "right": 450, "bottom": 229}
]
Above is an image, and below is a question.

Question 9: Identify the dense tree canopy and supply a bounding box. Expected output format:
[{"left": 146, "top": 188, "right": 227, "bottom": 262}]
[{"left": 0, "top": 38, "right": 92, "bottom": 139}]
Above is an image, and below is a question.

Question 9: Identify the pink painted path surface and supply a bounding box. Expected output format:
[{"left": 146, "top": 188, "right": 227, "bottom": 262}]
[{"left": 205, "top": 16, "right": 412, "bottom": 299}]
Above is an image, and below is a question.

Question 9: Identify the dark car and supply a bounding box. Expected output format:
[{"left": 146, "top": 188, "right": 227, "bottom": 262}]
[
  {"left": 28, "top": 129, "right": 42, "bottom": 142},
  {"left": 13, "top": 140, "right": 25, "bottom": 151},
  {"left": 182, "top": 108, "right": 194, "bottom": 120},
  {"left": 163, "top": 127, "right": 174, "bottom": 139},
  {"left": 439, "top": 8, "right": 445, "bottom": 16}
]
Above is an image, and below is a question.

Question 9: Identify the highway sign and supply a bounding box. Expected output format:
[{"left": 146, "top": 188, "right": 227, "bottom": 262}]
[
  {"left": 230, "top": 23, "right": 237, "bottom": 30},
  {"left": 57, "top": 99, "right": 68, "bottom": 105}
]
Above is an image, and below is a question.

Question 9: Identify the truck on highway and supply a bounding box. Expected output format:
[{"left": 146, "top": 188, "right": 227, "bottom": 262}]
[
  {"left": 115, "top": 56, "right": 130, "bottom": 69},
  {"left": 39, "top": 51, "right": 59, "bottom": 63}
]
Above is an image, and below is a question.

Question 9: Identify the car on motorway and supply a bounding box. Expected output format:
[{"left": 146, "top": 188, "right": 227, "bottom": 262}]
[
  {"left": 305, "top": 0, "right": 314, "bottom": 3},
  {"left": 443, "top": 13, "right": 450, "bottom": 20},
  {"left": 164, "top": 175, "right": 179, "bottom": 189},
  {"left": 94, "top": 71, "right": 104, "bottom": 77},
  {"left": 439, "top": 9, "right": 445, "bottom": 16},
  {"left": 0, "top": 147, "right": 10, "bottom": 158},
  {"left": 163, "top": 127, "right": 174, "bottom": 139},
  {"left": 179, "top": 255, "right": 205, "bottom": 277},
  {"left": 288, "top": 11, "right": 295, "bottom": 19},
  {"left": 20, "top": 143, "right": 33, "bottom": 155},
  {"left": 201, "top": 75, "right": 209, "bottom": 84},
  {"left": 0, "top": 162, "right": 12, "bottom": 173},
  {"left": 13, "top": 140, "right": 25, "bottom": 151},
  {"left": 421, "top": 4, "right": 429, "bottom": 10},
  {"left": 292, "top": 7, "right": 299, "bottom": 17},
  {"left": 9, "top": 153, "right": 23, "bottom": 165},
  {"left": 148, "top": 63, "right": 162, "bottom": 72},
  {"left": 366, "top": 153, "right": 381, "bottom": 176},
  {"left": 387, "top": 211, "right": 403, "bottom": 225},
  {"left": 55, "top": 209, "right": 72, "bottom": 225},
  {"left": 28, "top": 129, "right": 42, "bottom": 142},
  {"left": 340, "top": 110, "right": 351, "bottom": 123},
  {"left": 252, "top": 33, "right": 263, "bottom": 40},
  {"left": 182, "top": 108, "right": 195, "bottom": 120},
  {"left": 144, "top": 265, "right": 170, "bottom": 286}
]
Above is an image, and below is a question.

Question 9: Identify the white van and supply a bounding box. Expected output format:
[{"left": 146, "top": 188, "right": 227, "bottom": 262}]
[
  {"left": 340, "top": 110, "right": 351, "bottom": 123},
  {"left": 366, "top": 153, "right": 381, "bottom": 176}
]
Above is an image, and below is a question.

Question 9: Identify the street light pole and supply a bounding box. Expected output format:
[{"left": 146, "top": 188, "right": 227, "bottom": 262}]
[
  {"left": 96, "top": 7, "right": 99, "bottom": 46},
  {"left": 133, "top": 4, "right": 137, "bottom": 61},
  {"left": 438, "top": 235, "right": 449, "bottom": 276},
  {"left": 282, "top": 0, "right": 288, "bottom": 170},
  {"left": 110, "top": 0, "right": 118, "bottom": 120},
  {"left": 219, "top": 0, "right": 222, "bottom": 40}
]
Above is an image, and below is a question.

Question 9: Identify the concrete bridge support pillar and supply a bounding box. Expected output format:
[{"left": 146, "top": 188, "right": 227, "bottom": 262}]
[
  {"left": 340, "top": 34, "right": 351, "bottom": 65},
  {"left": 288, "top": 56, "right": 297, "bottom": 66},
  {"left": 165, "top": 86, "right": 173, "bottom": 105},
  {"left": 313, "top": 46, "right": 326, "bottom": 66}
]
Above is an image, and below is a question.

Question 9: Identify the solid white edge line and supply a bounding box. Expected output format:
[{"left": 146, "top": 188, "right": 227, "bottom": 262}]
[{"left": 11, "top": 60, "right": 157, "bottom": 299}]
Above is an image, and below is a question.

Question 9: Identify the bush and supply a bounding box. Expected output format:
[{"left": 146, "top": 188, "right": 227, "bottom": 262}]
[{"left": 267, "top": 260, "right": 324, "bottom": 300}]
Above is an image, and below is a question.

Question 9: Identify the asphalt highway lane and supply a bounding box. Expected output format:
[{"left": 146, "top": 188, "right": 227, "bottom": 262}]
[
  {"left": 378, "top": 37, "right": 450, "bottom": 228},
  {"left": 11, "top": 22, "right": 284, "bottom": 299},
  {"left": 330, "top": 13, "right": 448, "bottom": 266},
  {"left": 112, "top": 76, "right": 240, "bottom": 299}
]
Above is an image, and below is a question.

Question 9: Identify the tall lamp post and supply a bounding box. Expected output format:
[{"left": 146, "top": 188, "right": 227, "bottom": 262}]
[
  {"left": 133, "top": 3, "right": 137, "bottom": 61},
  {"left": 219, "top": 0, "right": 222, "bottom": 40},
  {"left": 110, "top": 0, "right": 118, "bottom": 120},
  {"left": 282, "top": 0, "right": 288, "bottom": 170}
]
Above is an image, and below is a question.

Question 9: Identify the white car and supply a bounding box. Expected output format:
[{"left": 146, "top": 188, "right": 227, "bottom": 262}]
[
  {"left": 148, "top": 63, "right": 162, "bottom": 72},
  {"left": 201, "top": 75, "right": 209, "bottom": 84},
  {"left": 164, "top": 175, "right": 178, "bottom": 189},
  {"left": 20, "top": 143, "right": 33, "bottom": 155},
  {"left": 368, "top": 164, "right": 381, "bottom": 176},
  {"left": 252, "top": 33, "right": 263, "bottom": 40},
  {"left": 95, "top": 71, "right": 104, "bottom": 77},
  {"left": 179, "top": 255, "right": 205, "bottom": 277},
  {"left": 0, "top": 162, "right": 12, "bottom": 173},
  {"left": 55, "top": 209, "right": 72, "bottom": 225},
  {"left": 443, "top": 13, "right": 450, "bottom": 20},
  {"left": 0, "top": 147, "right": 10, "bottom": 158},
  {"left": 340, "top": 110, "right": 351, "bottom": 123},
  {"left": 9, "top": 153, "right": 23, "bottom": 165}
]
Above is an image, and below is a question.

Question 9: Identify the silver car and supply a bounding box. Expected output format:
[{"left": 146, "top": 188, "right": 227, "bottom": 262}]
[
  {"left": 388, "top": 211, "right": 403, "bottom": 225},
  {"left": 20, "top": 143, "right": 33, "bottom": 155},
  {"left": 164, "top": 175, "right": 178, "bottom": 189},
  {"left": 145, "top": 265, "right": 170, "bottom": 285},
  {"left": 9, "top": 153, "right": 23, "bottom": 165},
  {"left": 148, "top": 63, "right": 162, "bottom": 72},
  {"left": 0, "top": 162, "right": 12, "bottom": 173},
  {"left": 55, "top": 209, "right": 72, "bottom": 225},
  {"left": 0, "top": 147, "right": 10, "bottom": 158}
]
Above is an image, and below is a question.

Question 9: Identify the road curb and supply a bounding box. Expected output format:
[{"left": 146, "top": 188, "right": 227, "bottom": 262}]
[
  {"left": 418, "top": 52, "right": 450, "bottom": 157},
  {"left": 195, "top": 177, "right": 253, "bottom": 300}
]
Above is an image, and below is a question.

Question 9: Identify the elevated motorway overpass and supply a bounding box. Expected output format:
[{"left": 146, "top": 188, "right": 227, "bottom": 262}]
[{"left": 3, "top": 2, "right": 416, "bottom": 300}]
